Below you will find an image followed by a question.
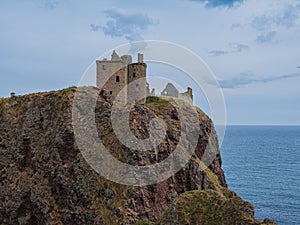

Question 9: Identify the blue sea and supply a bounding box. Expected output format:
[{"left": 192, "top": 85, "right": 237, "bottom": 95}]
[{"left": 221, "top": 126, "right": 300, "bottom": 225}]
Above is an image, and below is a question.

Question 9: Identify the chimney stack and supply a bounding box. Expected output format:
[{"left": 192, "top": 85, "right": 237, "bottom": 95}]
[
  {"left": 187, "top": 87, "right": 193, "bottom": 99},
  {"left": 138, "top": 53, "right": 143, "bottom": 63}
]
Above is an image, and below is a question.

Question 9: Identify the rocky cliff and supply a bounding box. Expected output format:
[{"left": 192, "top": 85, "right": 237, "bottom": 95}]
[{"left": 0, "top": 87, "right": 276, "bottom": 224}]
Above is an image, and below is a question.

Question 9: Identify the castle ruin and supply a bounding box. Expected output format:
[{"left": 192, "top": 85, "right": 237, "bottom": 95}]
[
  {"left": 96, "top": 51, "right": 147, "bottom": 104},
  {"left": 161, "top": 83, "right": 193, "bottom": 104},
  {"left": 96, "top": 51, "right": 193, "bottom": 104}
]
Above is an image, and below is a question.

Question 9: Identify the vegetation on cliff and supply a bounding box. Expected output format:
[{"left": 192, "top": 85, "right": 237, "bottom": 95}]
[{"left": 0, "top": 87, "right": 276, "bottom": 224}]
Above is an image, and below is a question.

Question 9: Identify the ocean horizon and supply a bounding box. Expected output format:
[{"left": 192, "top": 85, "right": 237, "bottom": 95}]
[{"left": 221, "top": 125, "right": 300, "bottom": 225}]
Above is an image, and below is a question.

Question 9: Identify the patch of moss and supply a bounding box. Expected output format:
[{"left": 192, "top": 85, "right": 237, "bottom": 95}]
[
  {"left": 156, "top": 161, "right": 276, "bottom": 225},
  {"left": 157, "top": 189, "right": 256, "bottom": 225},
  {"left": 145, "top": 96, "right": 164, "bottom": 104},
  {"left": 145, "top": 96, "right": 168, "bottom": 105},
  {"left": 144, "top": 97, "right": 179, "bottom": 118}
]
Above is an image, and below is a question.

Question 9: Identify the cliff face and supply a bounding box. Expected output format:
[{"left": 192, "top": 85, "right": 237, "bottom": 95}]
[{"left": 0, "top": 87, "right": 275, "bottom": 225}]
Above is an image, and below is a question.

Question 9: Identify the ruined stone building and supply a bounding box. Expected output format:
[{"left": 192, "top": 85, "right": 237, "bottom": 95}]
[
  {"left": 161, "top": 83, "right": 193, "bottom": 104},
  {"left": 96, "top": 51, "right": 147, "bottom": 104},
  {"left": 96, "top": 51, "right": 193, "bottom": 104}
]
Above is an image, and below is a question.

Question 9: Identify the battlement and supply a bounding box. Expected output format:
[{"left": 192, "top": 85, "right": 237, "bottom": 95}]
[{"left": 96, "top": 51, "right": 136, "bottom": 64}]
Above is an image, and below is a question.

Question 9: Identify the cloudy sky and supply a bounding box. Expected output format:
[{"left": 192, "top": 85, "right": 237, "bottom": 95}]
[{"left": 1, "top": 0, "right": 300, "bottom": 125}]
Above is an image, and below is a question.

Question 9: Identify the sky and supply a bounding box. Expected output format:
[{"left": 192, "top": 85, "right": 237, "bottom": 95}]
[{"left": 1, "top": 0, "right": 300, "bottom": 125}]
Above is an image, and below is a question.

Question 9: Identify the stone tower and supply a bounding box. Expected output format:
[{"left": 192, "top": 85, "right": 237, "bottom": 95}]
[
  {"left": 127, "top": 62, "right": 147, "bottom": 104},
  {"left": 96, "top": 51, "right": 146, "bottom": 104}
]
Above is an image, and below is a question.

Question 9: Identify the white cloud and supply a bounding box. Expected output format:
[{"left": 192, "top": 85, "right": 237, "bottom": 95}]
[
  {"left": 250, "top": 3, "right": 300, "bottom": 44},
  {"left": 209, "top": 43, "right": 249, "bottom": 56},
  {"left": 219, "top": 72, "right": 300, "bottom": 88},
  {"left": 90, "top": 8, "right": 159, "bottom": 52}
]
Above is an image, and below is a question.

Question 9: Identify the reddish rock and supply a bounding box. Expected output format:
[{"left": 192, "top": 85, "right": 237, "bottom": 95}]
[{"left": 0, "top": 87, "right": 274, "bottom": 225}]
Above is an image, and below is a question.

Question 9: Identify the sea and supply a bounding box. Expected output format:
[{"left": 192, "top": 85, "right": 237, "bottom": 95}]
[{"left": 221, "top": 126, "right": 300, "bottom": 225}]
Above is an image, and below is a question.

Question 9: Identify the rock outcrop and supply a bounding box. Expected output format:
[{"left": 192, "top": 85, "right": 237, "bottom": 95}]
[{"left": 0, "top": 87, "right": 276, "bottom": 224}]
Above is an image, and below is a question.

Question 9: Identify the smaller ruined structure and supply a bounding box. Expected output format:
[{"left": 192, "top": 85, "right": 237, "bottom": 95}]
[
  {"left": 161, "top": 83, "right": 193, "bottom": 104},
  {"left": 146, "top": 83, "right": 155, "bottom": 97}
]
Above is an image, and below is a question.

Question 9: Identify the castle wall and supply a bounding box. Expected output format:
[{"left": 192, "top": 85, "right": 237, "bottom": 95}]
[
  {"left": 178, "top": 87, "right": 193, "bottom": 104},
  {"left": 96, "top": 60, "right": 127, "bottom": 103},
  {"left": 178, "top": 92, "right": 193, "bottom": 104}
]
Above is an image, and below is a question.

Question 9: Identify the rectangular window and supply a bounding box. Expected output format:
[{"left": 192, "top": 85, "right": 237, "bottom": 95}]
[
  {"left": 110, "top": 91, "right": 112, "bottom": 94},
  {"left": 116, "top": 75, "right": 120, "bottom": 82},
  {"left": 102, "top": 65, "right": 106, "bottom": 70},
  {"left": 133, "top": 72, "right": 136, "bottom": 78}
]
